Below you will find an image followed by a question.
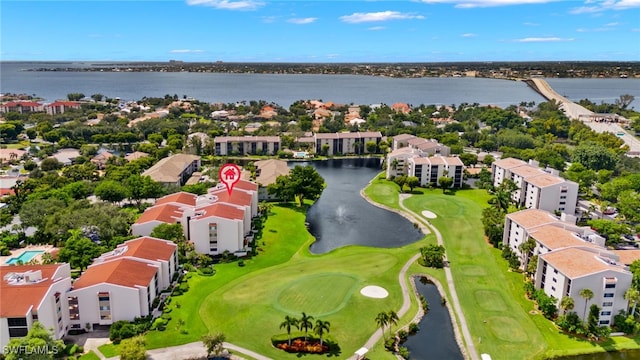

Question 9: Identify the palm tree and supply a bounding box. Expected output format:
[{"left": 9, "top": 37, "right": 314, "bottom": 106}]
[
  {"left": 387, "top": 310, "right": 399, "bottom": 338},
  {"left": 559, "top": 296, "right": 575, "bottom": 316},
  {"left": 579, "top": 288, "right": 594, "bottom": 321},
  {"left": 279, "top": 315, "right": 299, "bottom": 346},
  {"left": 375, "top": 312, "right": 389, "bottom": 339},
  {"left": 314, "top": 319, "right": 330, "bottom": 346},
  {"left": 299, "top": 312, "right": 314, "bottom": 342},
  {"left": 625, "top": 287, "right": 640, "bottom": 316}
]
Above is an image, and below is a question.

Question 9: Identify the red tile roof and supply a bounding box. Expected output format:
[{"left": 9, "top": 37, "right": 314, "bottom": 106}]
[
  {"left": 2, "top": 101, "right": 42, "bottom": 107},
  {"left": 135, "top": 204, "right": 183, "bottom": 225},
  {"left": 234, "top": 180, "right": 258, "bottom": 192},
  {"left": 73, "top": 258, "right": 157, "bottom": 290},
  {"left": 155, "top": 192, "right": 197, "bottom": 206},
  {"left": 47, "top": 101, "right": 80, "bottom": 107},
  {"left": 194, "top": 203, "right": 245, "bottom": 221},
  {"left": 210, "top": 188, "right": 252, "bottom": 207},
  {"left": 114, "top": 237, "right": 176, "bottom": 262},
  {"left": 0, "top": 264, "right": 68, "bottom": 317}
]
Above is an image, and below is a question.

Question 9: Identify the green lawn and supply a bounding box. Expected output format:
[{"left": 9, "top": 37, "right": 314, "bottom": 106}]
[
  {"left": 146, "top": 203, "right": 428, "bottom": 359},
  {"left": 78, "top": 351, "right": 100, "bottom": 360},
  {"left": 97, "top": 343, "right": 120, "bottom": 358}
]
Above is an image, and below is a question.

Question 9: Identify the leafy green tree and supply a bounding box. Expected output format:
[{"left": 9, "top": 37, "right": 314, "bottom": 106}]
[
  {"left": 313, "top": 319, "right": 330, "bottom": 346},
  {"left": 366, "top": 141, "right": 378, "bottom": 153},
  {"left": 4, "top": 321, "right": 65, "bottom": 360},
  {"left": 394, "top": 175, "right": 407, "bottom": 192},
  {"left": 267, "top": 175, "right": 295, "bottom": 202},
  {"left": 580, "top": 288, "right": 594, "bottom": 321},
  {"left": 279, "top": 315, "right": 299, "bottom": 346},
  {"left": 625, "top": 287, "right": 640, "bottom": 316},
  {"left": 40, "top": 157, "right": 61, "bottom": 171},
  {"left": 299, "top": 312, "right": 314, "bottom": 342},
  {"left": 67, "top": 93, "right": 85, "bottom": 101},
  {"left": 459, "top": 153, "right": 478, "bottom": 167},
  {"left": 438, "top": 176, "right": 453, "bottom": 192},
  {"left": 616, "top": 190, "right": 640, "bottom": 224},
  {"left": 94, "top": 180, "right": 129, "bottom": 203},
  {"left": 91, "top": 93, "right": 104, "bottom": 102},
  {"left": 518, "top": 237, "right": 537, "bottom": 271},
  {"left": 19, "top": 198, "right": 67, "bottom": 231},
  {"left": 57, "top": 229, "right": 103, "bottom": 271},
  {"left": 125, "top": 175, "right": 165, "bottom": 206},
  {"left": 572, "top": 142, "right": 619, "bottom": 171},
  {"left": 270, "top": 165, "right": 325, "bottom": 206},
  {"left": 406, "top": 176, "right": 420, "bottom": 193},
  {"left": 201, "top": 333, "right": 226, "bottom": 357},
  {"left": 119, "top": 336, "right": 146, "bottom": 360},
  {"left": 563, "top": 163, "right": 596, "bottom": 194},
  {"left": 420, "top": 244, "right": 446, "bottom": 268}
]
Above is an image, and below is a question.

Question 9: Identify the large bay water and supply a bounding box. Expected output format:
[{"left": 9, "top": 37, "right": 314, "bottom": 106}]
[
  {"left": 295, "top": 158, "right": 423, "bottom": 254},
  {"left": 3, "top": 61, "right": 638, "bottom": 108}
]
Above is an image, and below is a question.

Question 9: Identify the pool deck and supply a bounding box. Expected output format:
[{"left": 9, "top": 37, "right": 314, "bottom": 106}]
[{"left": 0, "top": 245, "right": 56, "bottom": 266}]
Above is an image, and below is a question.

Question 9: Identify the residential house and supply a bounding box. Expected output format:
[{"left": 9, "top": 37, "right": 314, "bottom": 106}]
[
  {"left": 90, "top": 151, "right": 114, "bottom": 169},
  {"left": 243, "top": 159, "right": 290, "bottom": 200},
  {"left": 0, "top": 101, "right": 43, "bottom": 114},
  {"left": 0, "top": 264, "right": 72, "bottom": 352},
  {"left": 49, "top": 148, "right": 81, "bottom": 166},
  {"left": 45, "top": 101, "right": 81, "bottom": 115},
  {"left": 124, "top": 151, "right": 149, "bottom": 162},
  {"left": 214, "top": 136, "right": 280, "bottom": 156},
  {"left": 141, "top": 154, "right": 201, "bottom": 186}
]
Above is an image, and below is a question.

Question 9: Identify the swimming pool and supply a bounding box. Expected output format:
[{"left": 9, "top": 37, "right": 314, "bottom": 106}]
[{"left": 5, "top": 250, "right": 44, "bottom": 265}]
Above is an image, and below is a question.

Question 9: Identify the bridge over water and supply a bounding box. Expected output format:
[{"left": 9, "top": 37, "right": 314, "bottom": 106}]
[{"left": 525, "top": 78, "right": 640, "bottom": 155}]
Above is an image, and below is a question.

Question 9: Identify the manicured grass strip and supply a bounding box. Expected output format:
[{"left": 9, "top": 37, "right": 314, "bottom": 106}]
[
  {"left": 78, "top": 351, "right": 100, "bottom": 360},
  {"left": 97, "top": 343, "right": 119, "bottom": 358}
]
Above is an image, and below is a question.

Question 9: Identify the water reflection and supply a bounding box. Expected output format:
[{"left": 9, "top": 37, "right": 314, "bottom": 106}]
[
  {"left": 404, "top": 277, "right": 464, "bottom": 360},
  {"left": 297, "top": 158, "right": 424, "bottom": 254}
]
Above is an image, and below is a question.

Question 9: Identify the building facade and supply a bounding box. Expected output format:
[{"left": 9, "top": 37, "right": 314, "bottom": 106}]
[{"left": 214, "top": 136, "right": 281, "bottom": 156}]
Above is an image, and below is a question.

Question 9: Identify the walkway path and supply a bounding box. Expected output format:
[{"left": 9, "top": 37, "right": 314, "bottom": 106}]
[
  {"left": 146, "top": 341, "right": 273, "bottom": 360},
  {"left": 398, "top": 194, "right": 478, "bottom": 360}
]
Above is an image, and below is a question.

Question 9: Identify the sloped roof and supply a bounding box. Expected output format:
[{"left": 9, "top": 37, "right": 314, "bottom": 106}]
[
  {"left": 193, "top": 203, "right": 245, "bottom": 221},
  {"left": 142, "top": 154, "right": 200, "bottom": 184},
  {"left": 73, "top": 258, "right": 157, "bottom": 290},
  {"left": 506, "top": 208, "right": 560, "bottom": 229},
  {"left": 541, "top": 248, "right": 628, "bottom": 279},
  {"left": 113, "top": 237, "right": 176, "bottom": 262},
  {"left": 0, "top": 264, "right": 68, "bottom": 317},
  {"left": 155, "top": 192, "right": 197, "bottom": 207},
  {"left": 135, "top": 203, "right": 183, "bottom": 225}
]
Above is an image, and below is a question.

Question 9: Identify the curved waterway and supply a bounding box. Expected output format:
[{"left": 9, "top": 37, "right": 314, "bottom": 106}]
[
  {"left": 297, "top": 158, "right": 423, "bottom": 254},
  {"left": 404, "top": 277, "right": 464, "bottom": 359}
]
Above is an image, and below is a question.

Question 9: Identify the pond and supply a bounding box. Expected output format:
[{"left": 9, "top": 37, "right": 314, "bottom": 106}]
[
  {"left": 403, "top": 277, "right": 464, "bottom": 360},
  {"left": 297, "top": 158, "right": 424, "bottom": 254}
]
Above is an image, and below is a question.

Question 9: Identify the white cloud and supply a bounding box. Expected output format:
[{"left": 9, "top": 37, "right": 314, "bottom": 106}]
[
  {"left": 340, "top": 11, "right": 425, "bottom": 23},
  {"left": 570, "top": 0, "right": 640, "bottom": 13},
  {"left": 513, "top": 37, "right": 574, "bottom": 42},
  {"left": 368, "top": 26, "right": 386, "bottom": 31},
  {"left": 420, "top": 0, "right": 560, "bottom": 8},
  {"left": 523, "top": 21, "right": 540, "bottom": 26},
  {"left": 287, "top": 17, "right": 317, "bottom": 24},
  {"left": 262, "top": 16, "right": 278, "bottom": 23},
  {"left": 170, "top": 49, "right": 205, "bottom": 53},
  {"left": 185, "top": 0, "right": 264, "bottom": 11},
  {"left": 461, "top": 33, "right": 477, "bottom": 37}
]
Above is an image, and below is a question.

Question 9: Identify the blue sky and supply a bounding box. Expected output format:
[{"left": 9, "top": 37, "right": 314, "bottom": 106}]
[{"left": 1, "top": 0, "right": 639, "bottom": 62}]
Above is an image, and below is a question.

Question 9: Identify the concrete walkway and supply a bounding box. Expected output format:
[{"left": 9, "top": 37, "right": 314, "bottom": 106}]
[
  {"left": 398, "top": 194, "right": 478, "bottom": 360},
  {"left": 146, "top": 341, "right": 272, "bottom": 360}
]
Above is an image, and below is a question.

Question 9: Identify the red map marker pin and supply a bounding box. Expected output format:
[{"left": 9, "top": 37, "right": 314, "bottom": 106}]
[{"left": 219, "top": 163, "right": 241, "bottom": 195}]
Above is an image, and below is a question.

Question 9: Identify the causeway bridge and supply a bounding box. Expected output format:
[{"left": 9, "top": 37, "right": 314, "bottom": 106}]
[{"left": 525, "top": 78, "right": 640, "bottom": 155}]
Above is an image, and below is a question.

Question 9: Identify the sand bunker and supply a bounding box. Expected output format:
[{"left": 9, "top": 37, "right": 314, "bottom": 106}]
[
  {"left": 360, "top": 285, "right": 389, "bottom": 299},
  {"left": 422, "top": 210, "right": 437, "bottom": 219}
]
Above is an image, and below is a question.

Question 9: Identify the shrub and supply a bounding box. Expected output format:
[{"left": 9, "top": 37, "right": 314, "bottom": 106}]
[
  {"left": 398, "top": 346, "right": 410, "bottom": 359},
  {"left": 384, "top": 337, "right": 395, "bottom": 351},
  {"left": 151, "top": 318, "right": 168, "bottom": 331},
  {"left": 408, "top": 322, "right": 419, "bottom": 334},
  {"left": 397, "top": 329, "right": 408, "bottom": 343},
  {"left": 197, "top": 266, "right": 216, "bottom": 276},
  {"left": 238, "top": 260, "right": 245, "bottom": 267}
]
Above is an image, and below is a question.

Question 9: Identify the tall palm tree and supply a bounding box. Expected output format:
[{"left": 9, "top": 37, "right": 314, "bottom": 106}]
[
  {"left": 387, "top": 310, "right": 399, "bottom": 338},
  {"left": 579, "top": 288, "right": 594, "bottom": 321},
  {"left": 559, "top": 296, "right": 575, "bottom": 316},
  {"left": 625, "top": 287, "right": 640, "bottom": 316},
  {"left": 279, "top": 315, "right": 299, "bottom": 346},
  {"left": 299, "top": 312, "right": 314, "bottom": 342},
  {"left": 314, "top": 319, "right": 330, "bottom": 346},
  {"left": 375, "top": 312, "right": 389, "bottom": 339}
]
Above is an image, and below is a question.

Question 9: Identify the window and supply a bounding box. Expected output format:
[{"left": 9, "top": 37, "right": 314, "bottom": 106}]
[
  {"left": 554, "top": 269, "right": 558, "bottom": 274},
  {"left": 604, "top": 293, "right": 614, "bottom": 298},
  {"left": 552, "top": 278, "right": 557, "bottom": 283},
  {"left": 599, "top": 320, "right": 610, "bottom": 325},
  {"left": 605, "top": 284, "right": 616, "bottom": 289},
  {"left": 551, "top": 286, "right": 556, "bottom": 291},
  {"left": 602, "top": 302, "right": 613, "bottom": 307},
  {"left": 601, "top": 311, "right": 612, "bottom": 316}
]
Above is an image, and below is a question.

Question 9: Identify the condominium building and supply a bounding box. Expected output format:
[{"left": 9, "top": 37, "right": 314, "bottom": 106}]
[
  {"left": 536, "top": 248, "right": 632, "bottom": 324},
  {"left": 45, "top": 101, "right": 81, "bottom": 115},
  {"left": 408, "top": 156, "right": 464, "bottom": 188},
  {"left": 0, "top": 264, "right": 72, "bottom": 352},
  {"left": 132, "top": 180, "right": 258, "bottom": 256},
  {"left": 314, "top": 132, "right": 382, "bottom": 156},
  {"left": 214, "top": 136, "right": 281, "bottom": 156},
  {"left": 141, "top": 154, "right": 201, "bottom": 186},
  {"left": 67, "top": 237, "right": 177, "bottom": 329},
  {"left": 492, "top": 157, "right": 578, "bottom": 215}
]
